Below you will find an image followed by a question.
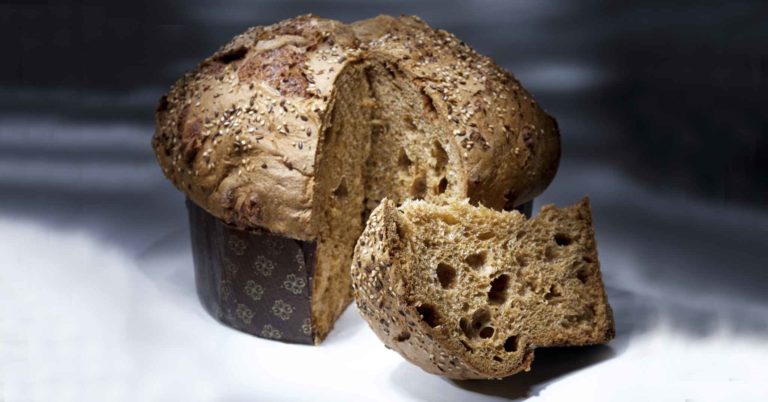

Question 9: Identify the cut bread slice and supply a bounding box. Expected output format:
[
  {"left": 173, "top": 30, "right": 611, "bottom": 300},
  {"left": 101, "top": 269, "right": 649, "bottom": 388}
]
[{"left": 351, "top": 197, "right": 614, "bottom": 379}]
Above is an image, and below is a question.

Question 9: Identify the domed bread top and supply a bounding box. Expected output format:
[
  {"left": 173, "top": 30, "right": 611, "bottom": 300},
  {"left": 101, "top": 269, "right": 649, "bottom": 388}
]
[{"left": 152, "top": 14, "right": 560, "bottom": 240}]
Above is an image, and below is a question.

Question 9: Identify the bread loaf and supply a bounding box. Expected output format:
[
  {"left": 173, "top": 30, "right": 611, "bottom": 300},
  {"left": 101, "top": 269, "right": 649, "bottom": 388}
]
[
  {"left": 351, "top": 198, "right": 614, "bottom": 379},
  {"left": 153, "top": 14, "right": 560, "bottom": 343}
]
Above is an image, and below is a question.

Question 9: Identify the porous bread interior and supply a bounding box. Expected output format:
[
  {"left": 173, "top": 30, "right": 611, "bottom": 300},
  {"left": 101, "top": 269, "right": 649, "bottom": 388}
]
[
  {"left": 363, "top": 60, "right": 463, "bottom": 212},
  {"left": 311, "top": 59, "right": 463, "bottom": 342},
  {"left": 311, "top": 64, "right": 371, "bottom": 341},
  {"left": 395, "top": 199, "right": 613, "bottom": 376}
]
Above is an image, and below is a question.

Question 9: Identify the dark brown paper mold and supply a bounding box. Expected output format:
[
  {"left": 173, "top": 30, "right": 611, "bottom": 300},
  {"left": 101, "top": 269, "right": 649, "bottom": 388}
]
[{"left": 187, "top": 199, "right": 316, "bottom": 344}]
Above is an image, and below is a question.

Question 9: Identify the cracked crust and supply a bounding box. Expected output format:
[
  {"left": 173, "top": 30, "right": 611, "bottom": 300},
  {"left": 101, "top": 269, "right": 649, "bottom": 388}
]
[{"left": 152, "top": 14, "right": 560, "bottom": 239}]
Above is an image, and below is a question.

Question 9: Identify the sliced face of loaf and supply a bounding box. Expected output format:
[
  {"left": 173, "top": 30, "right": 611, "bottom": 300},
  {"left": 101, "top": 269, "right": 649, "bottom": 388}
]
[
  {"left": 351, "top": 197, "right": 614, "bottom": 379},
  {"left": 309, "top": 58, "right": 469, "bottom": 340}
]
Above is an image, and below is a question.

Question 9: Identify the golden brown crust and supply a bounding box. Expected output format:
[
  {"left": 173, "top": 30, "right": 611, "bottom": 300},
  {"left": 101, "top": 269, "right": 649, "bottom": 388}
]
[
  {"left": 152, "top": 14, "right": 560, "bottom": 239},
  {"left": 152, "top": 15, "right": 360, "bottom": 239}
]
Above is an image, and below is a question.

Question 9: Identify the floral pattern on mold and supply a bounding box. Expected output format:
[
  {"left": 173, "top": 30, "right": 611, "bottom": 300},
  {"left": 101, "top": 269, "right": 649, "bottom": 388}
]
[
  {"left": 244, "top": 280, "right": 265, "bottom": 301},
  {"left": 283, "top": 273, "right": 306, "bottom": 295},
  {"left": 260, "top": 324, "right": 283, "bottom": 340},
  {"left": 235, "top": 303, "right": 254, "bottom": 324},
  {"left": 272, "top": 299, "right": 294, "bottom": 321},
  {"left": 228, "top": 237, "right": 247, "bottom": 255},
  {"left": 253, "top": 255, "right": 275, "bottom": 277}
]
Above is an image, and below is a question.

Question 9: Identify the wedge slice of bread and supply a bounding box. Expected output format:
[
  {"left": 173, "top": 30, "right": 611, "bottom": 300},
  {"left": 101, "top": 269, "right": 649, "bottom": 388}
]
[{"left": 351, "top": 197, "right": 614, "bottom": 379}]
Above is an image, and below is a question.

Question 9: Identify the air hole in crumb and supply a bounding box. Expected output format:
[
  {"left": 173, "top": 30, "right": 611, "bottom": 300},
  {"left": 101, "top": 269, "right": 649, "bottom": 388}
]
[
  {"left": 421, "top": 90, "right": 437, "bottom": 118},
  {"left": 493, "top": 356, "right": 503, "bottom": 362},
  {"left": 479, "top": 326, "right": 495, "bottom": 339},
  {"left": 416, "top": 304, "right": 440, "bottom": 327},
  {"left": 586, "top": 304, "right": 596, "bottom": 319},
  {"left": 471, "top": 308, "right": 491, "bottom": 331},
  {"left": 432, "top": 141, "right": 448, "bottom": 172},
  {"left": 460, "top": 340, "right": 473, "bottom": 352},
  {"left": 465, "top": 251, "right": 487, "bottom": 270},
  {"left": 459, "top": 317, "right": 471, "bottom": 338},
  {"left": 554, "top": 233, "right": 573, "bottom": 246},
  {"left": 462, "top": 309, "right": 495, "bottom": 339},
  {"left": 383, "top": 62, "right": 397, "bottom": 78},
  {"left": 395, "top": 332, "right": 411, "bottom": 342},
  {"left": 410, "top": 175, "right": 427, "bottom": 199},
  {"left": 395, "top": 222, "right": 407, "bottom": 241},
  {"left": 544, "top": 246, "right": 557, "bottom": 261},
  {"left": 436, "top": 263, "right": 456, "bottom": 289},
  {"left": 332, "top": 178, "right": 348, "bottom": 198},
  {"left": 397, "top": 150, "right": 412, "bottom": 170},
  {"left": 544, "top": 285, "right": 562, "bottom": 301},
  {"left": 477, "top": 231, "right": 495, "bottom": 241},
  {"left": 515, "top": 254, "right": 528, "bottom": 267},
  {"left": 503, "top": 335, "right": 519, "bottom": 352},
  {"left": 437, "top": 177, "right": 448, "bottom": 194},
  {"left": 576, "top": 268, "right": 590, "bottom": 284},
  {"left": 403, "top": 116, "right": 417, "bottom": 130},
  {"left": 583, "top": 255, "right": 594, "bottom": 263},
  {"left": 488, "top": 274, "right": 510, "bottom": 304}
]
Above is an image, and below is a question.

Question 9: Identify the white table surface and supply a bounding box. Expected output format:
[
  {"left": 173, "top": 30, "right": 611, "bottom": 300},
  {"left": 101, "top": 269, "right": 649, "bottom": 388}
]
[{"left": 2, "top": 153, "right": 766, "bottom": 402}]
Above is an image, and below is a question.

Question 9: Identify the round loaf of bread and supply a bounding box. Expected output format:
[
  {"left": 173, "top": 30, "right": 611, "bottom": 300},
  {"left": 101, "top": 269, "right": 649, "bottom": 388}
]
[{"left": 152, "top": 14, "right": 560, "bottom": 342}]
